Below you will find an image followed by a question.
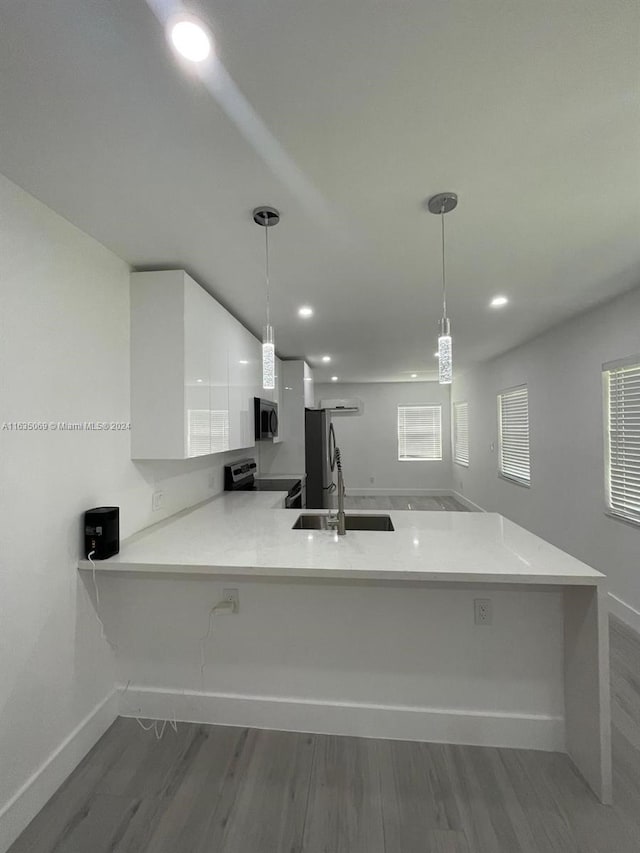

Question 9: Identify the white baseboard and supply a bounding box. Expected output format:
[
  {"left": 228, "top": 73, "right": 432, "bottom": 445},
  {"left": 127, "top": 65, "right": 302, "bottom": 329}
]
[
  {"left": 609, "top": 593, "right": 640, "bottom": 636},
  {"left": 120, "top": 685, "right": 564, "bottom": 753},
  {"left": 0, "top": 689, "right": 119, "bottom": 853},
  {"left": 450, "top": 491, "right": 486, "bottom": 513}
]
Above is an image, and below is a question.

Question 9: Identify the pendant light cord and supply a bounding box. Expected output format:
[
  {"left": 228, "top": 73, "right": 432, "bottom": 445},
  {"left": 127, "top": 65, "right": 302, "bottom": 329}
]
[
  {"left": 440, "top": 205, "right": 447, "bottom": 319},
  {"left": 264, "top": 223, "right": 271, "bottom": 327}
]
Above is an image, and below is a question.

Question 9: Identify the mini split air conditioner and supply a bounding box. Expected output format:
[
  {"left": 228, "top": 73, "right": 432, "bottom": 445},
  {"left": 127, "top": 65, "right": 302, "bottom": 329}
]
[{"left": 319, "top": 398, "right": 363, "bottom": 416}]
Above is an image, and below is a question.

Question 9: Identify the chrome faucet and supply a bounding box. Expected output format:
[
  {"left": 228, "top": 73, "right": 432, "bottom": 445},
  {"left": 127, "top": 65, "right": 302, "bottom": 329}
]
[
  {"left": 336, "top": 463, "right": 346, "bottom": 535},
  {"left": 328, "top": 446, "right": 346, "bottom": 535}
]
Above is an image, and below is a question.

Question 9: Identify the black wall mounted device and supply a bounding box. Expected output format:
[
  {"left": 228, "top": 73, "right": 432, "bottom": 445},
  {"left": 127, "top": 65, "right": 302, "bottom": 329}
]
[{"left": 84, "top": 506, "right": 119, "bottom": 560}]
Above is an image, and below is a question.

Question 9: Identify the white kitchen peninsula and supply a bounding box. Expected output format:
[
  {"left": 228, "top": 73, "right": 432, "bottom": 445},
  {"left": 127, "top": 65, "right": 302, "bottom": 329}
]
[{"left": 79, "top": 495, "right": 611, "bottom": 803}]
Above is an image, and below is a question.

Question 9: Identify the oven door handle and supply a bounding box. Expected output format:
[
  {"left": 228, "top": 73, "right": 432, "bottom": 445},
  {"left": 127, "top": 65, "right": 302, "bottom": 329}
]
[{"left": 285, "top": 484, "right": 303, "bottom": 508}]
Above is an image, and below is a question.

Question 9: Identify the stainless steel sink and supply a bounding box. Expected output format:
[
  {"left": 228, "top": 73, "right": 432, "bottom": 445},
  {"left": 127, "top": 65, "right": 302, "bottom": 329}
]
[{"left": 292, "top": 514, "right": 395, "bottom": 531}]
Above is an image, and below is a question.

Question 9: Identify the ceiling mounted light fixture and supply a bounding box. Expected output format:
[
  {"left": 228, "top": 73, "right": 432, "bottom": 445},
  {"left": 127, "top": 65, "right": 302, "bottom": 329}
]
[
  {"left": 490, "top": 295, "right": 508, "bottom": 308},
  {"left": 322, "top": 355, "right": 331, "bottom": 363},
  {"left": 331, "top": 376, "right": 338, "bottom": 382},
  {"left": 427, "top": 192, "right": 458, "bottom": 385},
  {"left": 298, "top": 306, "right": 313, "bottom": 318},
  {"left": 169, "top": 16, "right": 212, "bottom": 62},
  {"left": 253, "top": 206, "right": 280, "bottom": 390}
]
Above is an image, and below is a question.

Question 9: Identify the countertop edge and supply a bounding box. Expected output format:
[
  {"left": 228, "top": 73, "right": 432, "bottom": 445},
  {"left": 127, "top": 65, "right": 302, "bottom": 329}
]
[{"left": 78, "top": 560, "right": 604, "bottom": 585}]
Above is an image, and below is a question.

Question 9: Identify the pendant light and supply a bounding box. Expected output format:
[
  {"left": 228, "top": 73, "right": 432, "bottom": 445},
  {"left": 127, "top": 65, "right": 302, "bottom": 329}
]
[
  {"left": 253, "top": 206, "right": 280, "bottom": 390},
  {"left": 427, "top": 192, "right": 457, "bottom": 385}
]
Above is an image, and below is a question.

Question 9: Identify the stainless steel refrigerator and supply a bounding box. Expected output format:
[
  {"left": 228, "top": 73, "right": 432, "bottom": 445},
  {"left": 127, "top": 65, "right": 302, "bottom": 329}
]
[{"left": 305, "top": 409, "right": 334, "bottom": 508}]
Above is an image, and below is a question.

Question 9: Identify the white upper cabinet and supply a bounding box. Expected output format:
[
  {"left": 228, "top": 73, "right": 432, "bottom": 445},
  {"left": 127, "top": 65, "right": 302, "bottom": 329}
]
[
  {"left": 130, "top": 270, "right": 258, "bottom": 459},
  {"left": 228, "top": 319, "right": 261, "bottom": 451},
  {"left": 208, "top": 296, "right": 231, "bottom": 454},
  {"left": 303, "top": 361, "right": 315, "bottom": 408},
  {"left": 184, "top": 277, "right": 216, "bottom": 457}
]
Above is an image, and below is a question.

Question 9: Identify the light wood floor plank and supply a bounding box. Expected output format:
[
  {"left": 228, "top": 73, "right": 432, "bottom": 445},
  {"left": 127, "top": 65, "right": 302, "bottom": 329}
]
[
  {"left": 216, "top": 729, "right": 315, "bottom": 853},
  {"left": 443, "top": 744, "right": 505, "bottom": 853},
  {"left": 427, "top": 830, "right": 471, "bottom": 852},
  {"left": 377, "top": 740, "right": 453, "bottom": 851},
  {"left": 140, "top": 725, "right": 250, "bottom": 853},
  {"left": 302, "top": 734, "right": 385, "bottom": 853}
]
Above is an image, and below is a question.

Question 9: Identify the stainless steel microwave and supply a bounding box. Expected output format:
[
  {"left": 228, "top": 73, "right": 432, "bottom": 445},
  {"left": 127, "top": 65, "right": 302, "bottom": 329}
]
[{"left": 254, "top": 397, "right": 279, "bottom": 440}]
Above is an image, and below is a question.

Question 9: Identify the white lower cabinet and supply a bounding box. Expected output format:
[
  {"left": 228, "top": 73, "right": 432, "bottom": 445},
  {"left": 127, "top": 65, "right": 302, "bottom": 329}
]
[{"left": 131, "top": 270, "right": 259, "bottom": 459}]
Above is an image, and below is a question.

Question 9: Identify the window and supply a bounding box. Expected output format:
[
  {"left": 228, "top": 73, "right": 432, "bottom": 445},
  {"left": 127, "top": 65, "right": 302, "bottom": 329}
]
[
  {"left": 397, "top": 405, "right": 442, "bottom": 461},
  {"left": 453, "top": 402, "right": 469, "bottom": 467},
  {"left": 498, "top": 386, "right": 530, "bottom": 485},
  {"left": 604, "top": 357, "right": 640, "bottom": 526}
]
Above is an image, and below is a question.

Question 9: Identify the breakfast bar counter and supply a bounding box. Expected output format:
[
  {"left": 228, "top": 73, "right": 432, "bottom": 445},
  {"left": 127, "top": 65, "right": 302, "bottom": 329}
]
[{"left": 79, "top": 493, "right": 611, "bottom": 803}]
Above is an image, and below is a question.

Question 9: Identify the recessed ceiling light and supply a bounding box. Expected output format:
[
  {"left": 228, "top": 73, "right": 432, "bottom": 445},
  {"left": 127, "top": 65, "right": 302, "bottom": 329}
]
[
  {"left": 490, "top": 295, "right": 509, "bottom": 308},
  {"left": 298, "top": 306, "right": 313, "bottom": 318},
  {"left": 434, "top": 352, "right": 439, "bottom": 358},
  {"left": 169, "top": 17, "right": 212, "bottom": 62},
  {"left": 196, "top": 378, "right": 204, "bottom": 383},
  {"left": 331, "top": 376, "right": 338, "bottom": 382},
  {"left": 322, "top": 355, "right": 331, "bottom": 363},
  {"left": 239, "top": 360, "right": 249, "bottom": 365},
  {"left": 411, "top": 373, "right": 418, "bottom": 378}
]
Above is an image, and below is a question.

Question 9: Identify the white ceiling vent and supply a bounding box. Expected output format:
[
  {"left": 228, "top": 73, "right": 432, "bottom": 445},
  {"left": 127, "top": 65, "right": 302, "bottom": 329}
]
[{"left": 319, "top": 398, "right": 363, "bottom": 415}]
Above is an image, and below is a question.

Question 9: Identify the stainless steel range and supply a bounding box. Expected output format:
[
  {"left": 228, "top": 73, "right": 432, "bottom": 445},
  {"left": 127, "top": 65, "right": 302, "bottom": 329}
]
[{"left": 223, "top": 459, "right": 303, "bottom": 509}]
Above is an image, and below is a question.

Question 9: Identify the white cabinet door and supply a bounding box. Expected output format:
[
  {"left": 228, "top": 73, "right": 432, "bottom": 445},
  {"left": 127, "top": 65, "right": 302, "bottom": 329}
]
[
  {"left": 228, "top": 320, "right": 259, "bottom": 451},
  {"left": 184, "top": 278, "right": 214, "bottom": 457},
  {"left": 209, "top": 298, "right": 230, "bottom": 453},
  {"left": 248, "top": 331, "right": 262, "bottom": 436},
  {"left": 131, "top": 271, "right": 185, "bottom": 459},
  {"left": 303, "top": 361, "right": 315, "bottom": 408}
]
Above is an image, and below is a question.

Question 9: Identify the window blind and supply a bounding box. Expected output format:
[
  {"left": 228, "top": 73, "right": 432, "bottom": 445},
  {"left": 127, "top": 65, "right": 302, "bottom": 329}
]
[
  {"left": 397, "top": 405, "right": 442, "bottom": 461},
  {"left": 604, "top": 359, "right": 640, "bottom": 526},
  {"left": 453, "top": 401, "right": 469, "bottom": 467},
  {"left": 498, "top": 386, "right": 530, "bottom": 485}
]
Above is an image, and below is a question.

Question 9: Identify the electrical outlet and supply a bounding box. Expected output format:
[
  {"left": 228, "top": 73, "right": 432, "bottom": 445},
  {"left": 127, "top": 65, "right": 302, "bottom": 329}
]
[
  {"left": 474, "top": 598, "right": 492, "bottom": 625},
  {"left": 369, "top": 476, "right": 375, "bottom": 484},
  {"left": 490, "top": 442, "right": 495, "bottom": 452},
  {"left": 222, "top": 588, "right": 239, "bottom": 614},
  {"left": 151, "top": 490, "right": 164, "bottom": 512}
]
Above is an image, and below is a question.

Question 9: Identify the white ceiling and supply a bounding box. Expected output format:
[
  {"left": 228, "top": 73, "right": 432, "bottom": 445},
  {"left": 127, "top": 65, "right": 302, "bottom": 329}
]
[{"left": 0, "top": 0, "right": 638, "bottom": 382}]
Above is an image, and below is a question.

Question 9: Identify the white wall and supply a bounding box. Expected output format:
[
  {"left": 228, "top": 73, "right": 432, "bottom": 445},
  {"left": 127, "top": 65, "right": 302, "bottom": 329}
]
[
  {"left": 0, "top": 173, "right": 250, "bottom": 850},
  {"left": 315, "top": 382, "right": 452, "bottom": 493},
  {"left": 451, "top": 285, "right": 640, "bottom": 628}
]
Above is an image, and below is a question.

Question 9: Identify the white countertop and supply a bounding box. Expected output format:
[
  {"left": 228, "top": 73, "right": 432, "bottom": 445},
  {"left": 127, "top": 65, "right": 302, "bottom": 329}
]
[{"left": 78, "top": 491, "right": 605, "bottom": 586}]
